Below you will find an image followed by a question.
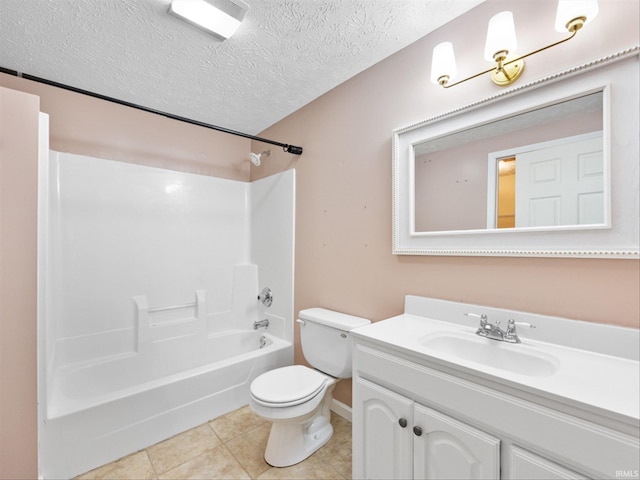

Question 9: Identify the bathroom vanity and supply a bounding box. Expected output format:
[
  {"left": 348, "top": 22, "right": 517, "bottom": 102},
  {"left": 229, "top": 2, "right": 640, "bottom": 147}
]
[{"left": 351, "top": 296, "right": 640, "bottom": 479}]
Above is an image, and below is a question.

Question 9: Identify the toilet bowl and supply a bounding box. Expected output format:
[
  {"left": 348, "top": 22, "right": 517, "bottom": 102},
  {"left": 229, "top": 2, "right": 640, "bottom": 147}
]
[
  {"left": 248, "top": 308, "right": 370, "bottom": 467},
  {"left": 249, "top": 365, "right": 336, "bottom": 466}
]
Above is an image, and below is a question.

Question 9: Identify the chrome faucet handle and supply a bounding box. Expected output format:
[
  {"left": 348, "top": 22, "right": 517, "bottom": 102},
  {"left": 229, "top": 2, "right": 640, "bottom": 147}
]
[
  {"left": 510, "top": 319, "right": 536, "bottom": 328},
  {"left": 466, "top": 312, "right": 490, "bottom": 338},
  {"left": 258, "top": 287, "right": 273, "bottom": 307},
  {"left": 465, "top": 312, "right": 488, "bottom": 328},
  {"left": 504, "top": 319, "right": 535, "bottom": 343}
]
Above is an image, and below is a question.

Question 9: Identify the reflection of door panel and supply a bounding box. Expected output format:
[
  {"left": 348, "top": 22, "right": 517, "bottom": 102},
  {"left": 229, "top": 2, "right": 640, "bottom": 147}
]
[{"left": 515, "top": 135, "right": 603, "bottom": 227}]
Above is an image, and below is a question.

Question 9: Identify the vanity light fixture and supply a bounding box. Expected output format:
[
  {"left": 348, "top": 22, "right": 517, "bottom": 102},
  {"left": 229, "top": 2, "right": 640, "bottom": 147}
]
[
  {"left": 168, "top": 0, "right": 248, "bottom": 40},
  {"left": 431, "top": 0, "right": 599, "bottom": 88}
]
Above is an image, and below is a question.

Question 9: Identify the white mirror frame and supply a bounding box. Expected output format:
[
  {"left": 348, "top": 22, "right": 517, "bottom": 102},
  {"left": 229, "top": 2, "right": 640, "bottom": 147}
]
[{"left": 392, "top": 47, "right": 639, "bottom": 258}]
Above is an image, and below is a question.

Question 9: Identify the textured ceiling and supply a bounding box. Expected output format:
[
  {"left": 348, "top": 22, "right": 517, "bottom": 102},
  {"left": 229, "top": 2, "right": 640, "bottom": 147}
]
[{"left": 0, "top": 0, "right": 483, "bottom": 135}]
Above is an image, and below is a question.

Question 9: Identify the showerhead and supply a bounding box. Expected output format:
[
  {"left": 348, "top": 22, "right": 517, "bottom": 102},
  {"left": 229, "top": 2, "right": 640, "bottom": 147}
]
[
  {"left": 249, "top": 152, "right": 261, "bottom": 166},
  {"left": 249, "top": 149, "right": 271, "bottom": 167}
]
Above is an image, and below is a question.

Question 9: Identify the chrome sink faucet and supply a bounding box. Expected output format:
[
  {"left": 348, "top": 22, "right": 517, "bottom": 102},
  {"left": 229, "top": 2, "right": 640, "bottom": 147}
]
[{"left": 465, "top": 313, "right": 535, "bottom": 343}]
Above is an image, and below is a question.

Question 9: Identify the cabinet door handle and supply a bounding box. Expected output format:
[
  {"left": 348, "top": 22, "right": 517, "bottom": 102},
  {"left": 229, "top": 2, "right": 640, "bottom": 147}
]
[
  {"left": 398, "top": 418, "right": 407, "bottom": 428},
  {"left": 413, "top": 426, "right": 423, "bottom": 436}
]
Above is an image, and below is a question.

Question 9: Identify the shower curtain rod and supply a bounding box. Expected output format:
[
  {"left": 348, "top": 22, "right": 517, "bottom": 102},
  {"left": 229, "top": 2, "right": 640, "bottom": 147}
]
[{"left": 0, "top": 66, "right": 304, "bottom": 155}]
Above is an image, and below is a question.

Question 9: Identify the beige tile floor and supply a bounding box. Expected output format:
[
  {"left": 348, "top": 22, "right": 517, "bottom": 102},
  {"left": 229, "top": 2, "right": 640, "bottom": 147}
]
[{"left": 76, "top": 405, "right": 352, "bottom": 480}]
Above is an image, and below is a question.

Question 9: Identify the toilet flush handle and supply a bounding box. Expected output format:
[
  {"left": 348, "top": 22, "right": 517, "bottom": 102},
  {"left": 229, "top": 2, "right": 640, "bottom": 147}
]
[{"left": 296, "top": 319, "right": 306, "bottom": 326}]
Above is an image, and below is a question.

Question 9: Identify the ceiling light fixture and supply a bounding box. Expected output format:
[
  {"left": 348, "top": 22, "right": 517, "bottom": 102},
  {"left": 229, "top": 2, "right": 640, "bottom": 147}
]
[
  {"left": 169, "top": 0, "right": 248, "bottom": 40},
  {"left": 431, "top": 0, "right": 599, "bottom": 88}
]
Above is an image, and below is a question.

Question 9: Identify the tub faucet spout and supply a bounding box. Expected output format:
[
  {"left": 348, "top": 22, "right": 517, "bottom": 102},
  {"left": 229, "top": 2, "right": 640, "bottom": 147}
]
[{"left": 253, "top": 319, "right": 269, "bottom": 330}]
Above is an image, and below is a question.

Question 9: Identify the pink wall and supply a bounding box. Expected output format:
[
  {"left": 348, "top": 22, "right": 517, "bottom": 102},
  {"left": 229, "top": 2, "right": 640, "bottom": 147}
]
[
  {"left": 0, "top": 87, "right": 40, "bottom": 479},
  {"left": 252, "top": 0, "right": 640, "bottom": 406}
]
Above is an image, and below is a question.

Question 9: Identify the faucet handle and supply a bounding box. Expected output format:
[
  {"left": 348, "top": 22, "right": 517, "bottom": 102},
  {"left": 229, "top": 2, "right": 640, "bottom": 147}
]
[
  {"left": 465, "top": 312, "right": 488, "bottom": 326},
  {"left": 258, "top": 287, "right": 273, "bottom": 307},
  {"left": 508, "top": 319, "right": 536, "bottom": 328},
  {"left": 465, "top": 313, "right": 489, "bottom": 336},
  {"left": 504, "top": 319, "right": 536, "bottom": 343}
]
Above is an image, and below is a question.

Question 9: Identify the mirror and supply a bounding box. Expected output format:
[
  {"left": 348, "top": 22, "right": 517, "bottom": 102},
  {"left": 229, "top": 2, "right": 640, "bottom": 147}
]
[
  {"left": 392, "top": 49, "right": 639, "bottom": 257},
  {"left": 413, "top": 92, "right": 604, "bottom": 232}
]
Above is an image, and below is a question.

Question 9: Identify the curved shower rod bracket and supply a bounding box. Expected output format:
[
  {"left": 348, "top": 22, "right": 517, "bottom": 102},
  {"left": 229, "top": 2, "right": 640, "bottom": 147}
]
[{"left": 1, "top": 66, "right": 304, "bottom": 156}]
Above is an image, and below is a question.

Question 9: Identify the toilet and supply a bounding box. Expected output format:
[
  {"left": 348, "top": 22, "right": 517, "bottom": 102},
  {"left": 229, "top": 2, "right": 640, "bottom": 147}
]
[{"left": 249, "top": 307, "right": 370, "bottom": 467}]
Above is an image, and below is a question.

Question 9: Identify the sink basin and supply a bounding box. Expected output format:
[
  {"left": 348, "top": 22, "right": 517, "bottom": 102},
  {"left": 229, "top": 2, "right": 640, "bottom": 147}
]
[{"left": 420, "top": 332, "right": 559, "bottom": 377}]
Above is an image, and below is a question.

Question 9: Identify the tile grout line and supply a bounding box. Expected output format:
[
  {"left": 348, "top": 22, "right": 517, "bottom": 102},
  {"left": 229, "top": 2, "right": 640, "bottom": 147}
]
[
  {"left": 219, "top": 443, "right": 254, "bottom": 480},
  {"left": 219, "top": 423, "right": 271, "bottom": 480},
  {"left": 142, "top": 449, "right": 160, "bottom": 480}
]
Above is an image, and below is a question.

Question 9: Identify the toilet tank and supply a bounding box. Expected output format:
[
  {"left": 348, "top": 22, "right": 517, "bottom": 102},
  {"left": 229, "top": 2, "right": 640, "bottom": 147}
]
[{"left": 298, "top": 308, "right": 371, "bottom": 378}]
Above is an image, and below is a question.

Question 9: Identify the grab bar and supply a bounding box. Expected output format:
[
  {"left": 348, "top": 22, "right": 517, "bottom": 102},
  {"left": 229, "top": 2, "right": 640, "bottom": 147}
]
[
  {"left": 133, "top": 290, "right": 206, "bottom": 351},
  {"left": 148, "top": 301, "right": 196, "bottom": 314}
]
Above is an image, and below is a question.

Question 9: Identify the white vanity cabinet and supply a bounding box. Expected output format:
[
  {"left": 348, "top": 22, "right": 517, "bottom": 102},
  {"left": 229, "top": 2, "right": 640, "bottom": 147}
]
[
  {"left": 351, "top": 296, "right": 640, "bottom": 480},
  {"left": 354, "top": 377, "right": 413, "bottom": 479},
  {"left": 508, "top": 447, "right": 589, "bottom": 480},
  {"left": 354, "top": 375, "right": 500, "bottom": 479},
  {"left": 414, "top": 402, "right": 500, "bottom": 479},
  {"left": 352, "top": 340, "right": 638, "bottom": 480}
]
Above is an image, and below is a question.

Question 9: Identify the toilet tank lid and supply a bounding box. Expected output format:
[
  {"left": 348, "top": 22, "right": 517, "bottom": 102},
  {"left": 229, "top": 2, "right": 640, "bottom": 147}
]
[{"left": 299, "top": 308, "right": 371, "bottom": 330}]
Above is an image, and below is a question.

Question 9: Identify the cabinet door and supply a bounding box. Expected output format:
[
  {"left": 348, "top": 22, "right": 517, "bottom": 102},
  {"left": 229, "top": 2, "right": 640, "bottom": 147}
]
[
  {"left": 509, "top": 446, "right": 589, "bottom": 479},
  {"left": 414, "top": 404, "right": 500, "bottom": 480},
  {"left": 353, "top": 377, "right": 413, "bottom": 480}
]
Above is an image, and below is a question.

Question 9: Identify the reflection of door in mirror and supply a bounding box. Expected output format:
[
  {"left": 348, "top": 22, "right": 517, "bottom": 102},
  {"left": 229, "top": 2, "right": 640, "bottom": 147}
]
[
  {"left": 493, "top": 132, "right": 603, "bottom": 228},
  {"left": 514, "top": 134, "right": 603, "bottom": 227}
]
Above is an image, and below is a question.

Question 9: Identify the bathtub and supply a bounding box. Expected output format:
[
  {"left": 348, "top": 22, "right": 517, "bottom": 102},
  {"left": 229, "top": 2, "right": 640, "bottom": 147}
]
[{"left": 39, "top": 329, "right": 292, "bottom": 479}]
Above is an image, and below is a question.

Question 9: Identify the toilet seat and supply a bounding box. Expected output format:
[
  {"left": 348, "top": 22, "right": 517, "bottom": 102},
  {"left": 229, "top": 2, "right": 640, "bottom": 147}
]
[{"left": 250, "top": 365, "right": 328, "bottom": 407}]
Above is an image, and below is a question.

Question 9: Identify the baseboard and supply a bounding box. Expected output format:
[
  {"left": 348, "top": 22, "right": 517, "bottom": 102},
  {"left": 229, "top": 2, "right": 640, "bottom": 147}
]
[{"left": 330, "top": 398, "right": 352, "bottom": 422}]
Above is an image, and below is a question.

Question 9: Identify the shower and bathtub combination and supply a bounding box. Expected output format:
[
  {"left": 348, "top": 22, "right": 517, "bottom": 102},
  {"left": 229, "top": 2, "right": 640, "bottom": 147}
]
[{"left": 37, "top": 151, "right": 295, "bottom": 479}]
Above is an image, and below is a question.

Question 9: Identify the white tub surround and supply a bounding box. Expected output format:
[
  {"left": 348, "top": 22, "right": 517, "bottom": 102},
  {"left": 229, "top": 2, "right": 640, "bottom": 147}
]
[
  {"left": 37, "top": 152, "right": 295, "bottom": 479},
  {"left": 352, "top": 296, "right": 639, "bottom": 479}
]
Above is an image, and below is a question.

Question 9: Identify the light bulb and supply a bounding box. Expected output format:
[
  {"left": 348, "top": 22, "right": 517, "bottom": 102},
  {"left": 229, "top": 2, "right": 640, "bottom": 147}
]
[
  {"left": 555, "top": 0, "right": 599, "bottom": 32},
  {"left": 484, "top": 11, "right": 518, "bottom": 62},
  {"left": 431, "top": 42, "right": 457, "bottom": 85}
]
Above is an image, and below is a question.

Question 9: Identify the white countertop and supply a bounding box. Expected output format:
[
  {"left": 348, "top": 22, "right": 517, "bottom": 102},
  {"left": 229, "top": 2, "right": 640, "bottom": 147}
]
[{"left": 352, "top": 313, "right": 640, "bottom": 424}]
